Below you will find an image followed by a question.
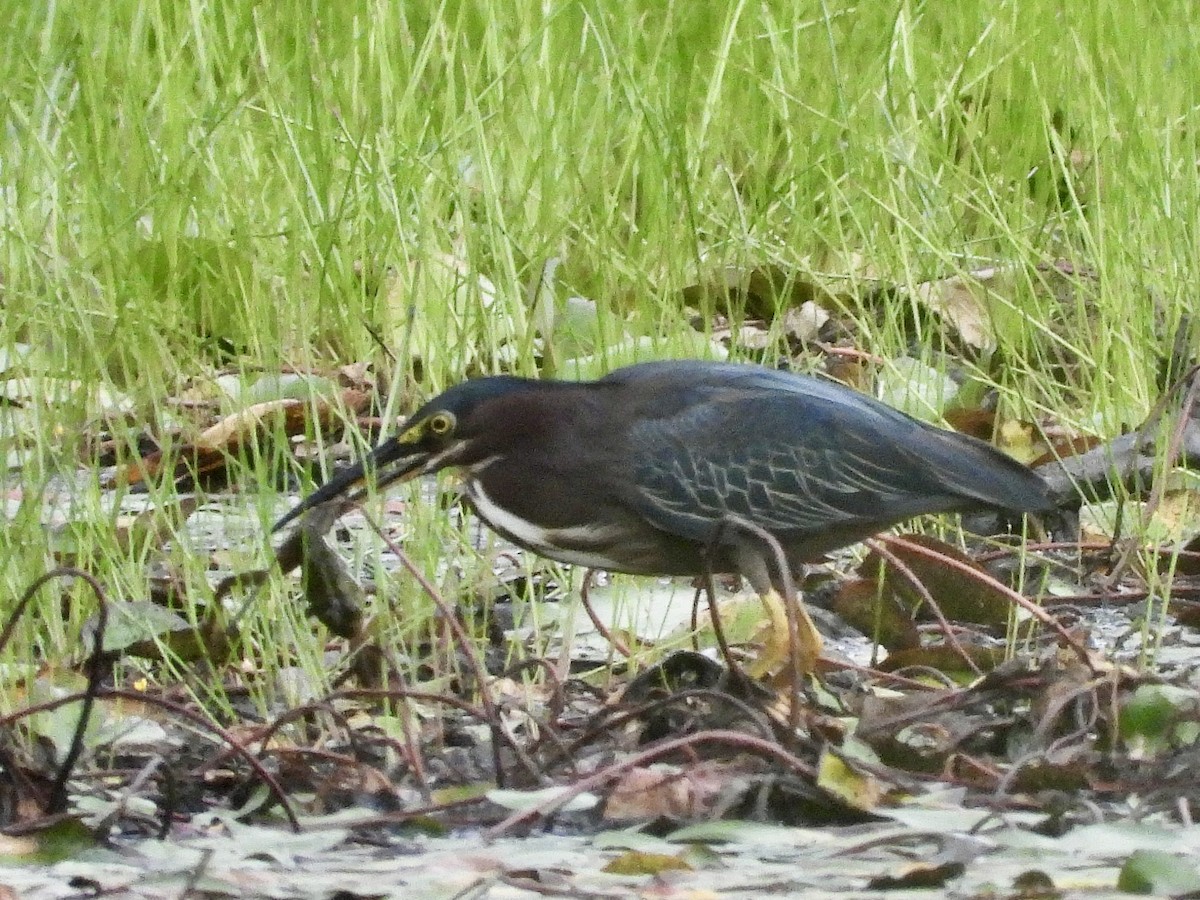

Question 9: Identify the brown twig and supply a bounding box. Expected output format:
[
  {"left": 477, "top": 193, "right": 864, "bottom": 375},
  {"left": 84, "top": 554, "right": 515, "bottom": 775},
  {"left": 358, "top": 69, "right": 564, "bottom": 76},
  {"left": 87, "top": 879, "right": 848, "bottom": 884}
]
[
  {"left": 543, "top": 687, "right": 780, "bottom": 771},
  {"left": 483, "top": 728, "right": 817, "bottom": 838},
  {"left": 578, "top": 569, "right": 631, "bottom": 658},
  {"left": 879, "top": 535, "right": 1093, "bottom": 670},
  {"left": 1102, "top": 369, "right": 1200, "bottom": 588},
  {"left": 864, "top": 538, "right": 983, "bottom": 676},
  {"left": 3, "top": 568, "right": 111, "bottom": 814},
  {"left": 2, "top": 687, "right": 300, "bottom": 832},
  {"left": 367, "top": 514, "right": 535, "bottom": 787}
]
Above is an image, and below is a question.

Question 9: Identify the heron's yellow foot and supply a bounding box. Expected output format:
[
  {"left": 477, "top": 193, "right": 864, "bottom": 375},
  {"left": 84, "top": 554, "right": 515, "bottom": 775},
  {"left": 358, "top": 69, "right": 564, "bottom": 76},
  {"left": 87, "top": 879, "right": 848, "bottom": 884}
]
[{"left": 747, "top": 588, "right": 822, "bottom": 679}]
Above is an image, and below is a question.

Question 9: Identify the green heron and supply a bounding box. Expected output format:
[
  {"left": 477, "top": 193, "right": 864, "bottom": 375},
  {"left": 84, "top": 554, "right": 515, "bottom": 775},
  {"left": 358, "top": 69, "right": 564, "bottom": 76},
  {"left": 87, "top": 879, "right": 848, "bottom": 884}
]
[{"left": 274, "top": 360, "right": 1053, "bottom": 674}]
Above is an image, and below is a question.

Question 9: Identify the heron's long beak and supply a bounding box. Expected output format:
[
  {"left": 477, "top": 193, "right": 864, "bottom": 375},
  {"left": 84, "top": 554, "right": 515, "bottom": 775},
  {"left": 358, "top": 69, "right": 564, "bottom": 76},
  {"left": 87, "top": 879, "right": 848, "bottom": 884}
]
[{"left": 271, "top": 438, "right": 433, "bottom": 533}]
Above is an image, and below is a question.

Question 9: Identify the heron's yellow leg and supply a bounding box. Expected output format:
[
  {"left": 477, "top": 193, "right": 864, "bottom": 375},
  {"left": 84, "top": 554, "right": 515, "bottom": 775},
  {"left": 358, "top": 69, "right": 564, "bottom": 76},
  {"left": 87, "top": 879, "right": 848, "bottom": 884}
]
[{"left": 747, "top": 588, "right": 822, "bottom": 679}]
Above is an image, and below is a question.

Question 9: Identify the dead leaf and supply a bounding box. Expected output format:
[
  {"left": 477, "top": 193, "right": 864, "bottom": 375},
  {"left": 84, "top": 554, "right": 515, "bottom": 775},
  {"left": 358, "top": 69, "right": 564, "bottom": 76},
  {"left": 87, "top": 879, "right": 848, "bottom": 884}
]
[
  {"left": 860, "top": 535, "right": 1013, "bottom": 627},
  {"left": 680, "top": 264, "right": 841, "bottom": 321},
  {"left": 867, "top": 861, "right": 966, "bottom": 890},
  {"left": 815, "top": 749, "right": 882, "bottom": 811},
  {"left": 909, "top": 266, "right": 1013, "bottom": 351},
  {"left": 113, "top": 497, "right": 200, "bottom": 554},
  {"left": 880, "top": 644, "right": 1008, "bottom": 675},
  {"left": 602, "top": 850, "right": 693, "bottom": 875},
  {"left": 116, "top": 390, "right": 367, "bottom": 487},
  {"left": 830, "top": 577, "right": 921, "bottom": 650},
  {"left": 783, "top": 301, "right": 830, "bottom": 344},
  {"left": 604, "top": 765, "right": 731, "bottom": 822}
]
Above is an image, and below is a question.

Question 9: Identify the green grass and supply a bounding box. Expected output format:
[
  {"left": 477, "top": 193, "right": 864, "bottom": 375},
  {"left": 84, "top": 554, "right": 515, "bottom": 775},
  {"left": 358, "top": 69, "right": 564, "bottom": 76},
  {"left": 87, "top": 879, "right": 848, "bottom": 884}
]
[{"left": 2, "top": 0, "right": 1198, "bottom": 701}]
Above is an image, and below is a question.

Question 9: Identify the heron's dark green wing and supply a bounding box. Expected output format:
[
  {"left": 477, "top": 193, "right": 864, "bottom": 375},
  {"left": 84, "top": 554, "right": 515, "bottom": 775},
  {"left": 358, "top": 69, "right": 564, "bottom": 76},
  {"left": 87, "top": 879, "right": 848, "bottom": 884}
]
[{"left": 625, "top": 390, "right": 982, "bottom": 544}]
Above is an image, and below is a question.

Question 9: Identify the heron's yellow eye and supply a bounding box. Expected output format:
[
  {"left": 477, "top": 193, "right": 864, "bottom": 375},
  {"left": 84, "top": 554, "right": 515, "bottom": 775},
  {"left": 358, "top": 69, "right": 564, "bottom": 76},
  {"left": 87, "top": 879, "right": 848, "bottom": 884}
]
[{"left": 427, "top": 411, "right": 456, "bottom": 437}]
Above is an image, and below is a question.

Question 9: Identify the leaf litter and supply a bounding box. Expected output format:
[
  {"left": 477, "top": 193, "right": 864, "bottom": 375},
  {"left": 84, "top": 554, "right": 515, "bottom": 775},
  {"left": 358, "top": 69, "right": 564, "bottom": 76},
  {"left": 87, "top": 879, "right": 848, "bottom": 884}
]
[{"left": 6, "top": 266, "right": 1200, "bottom": 898}]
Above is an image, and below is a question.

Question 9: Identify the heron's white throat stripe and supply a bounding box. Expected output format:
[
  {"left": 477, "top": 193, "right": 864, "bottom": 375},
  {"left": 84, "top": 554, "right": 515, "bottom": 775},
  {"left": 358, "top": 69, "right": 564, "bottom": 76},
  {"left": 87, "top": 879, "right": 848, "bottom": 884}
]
[{"left": 466, "top": 479, "right": 625, "bottom": 570}]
